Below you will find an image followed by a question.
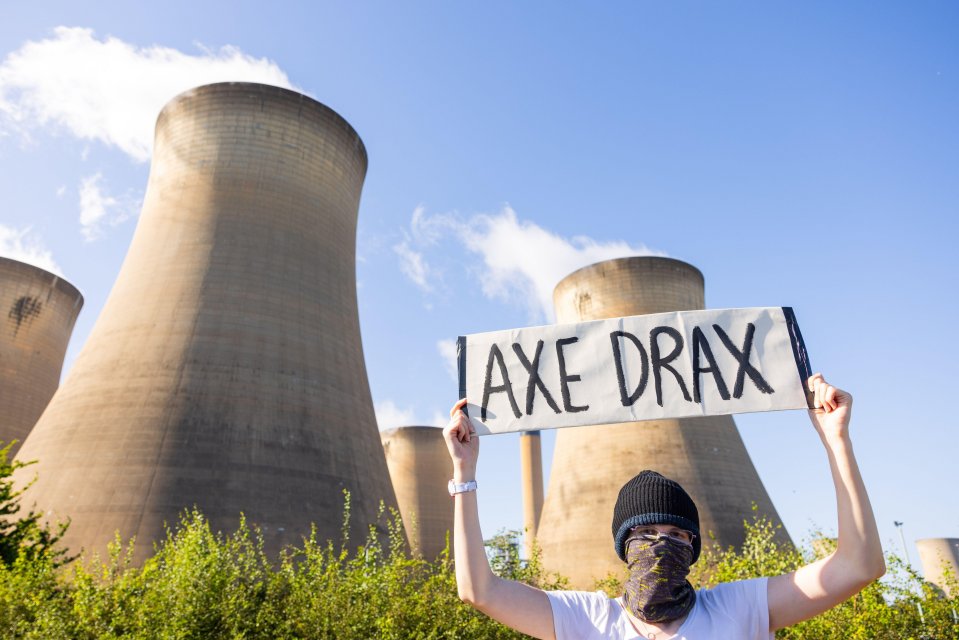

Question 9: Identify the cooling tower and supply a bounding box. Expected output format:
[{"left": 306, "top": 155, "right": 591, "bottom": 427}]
[
  {"left": 917, "top": 538, "right": 959, "bottom": 596},
  {"left": 536, "top": 256, "right": 786, "bottom": 588},
  {"left": 14, "top": 83, "right": 396, "bottom": 563},
  {"left": 0, "top": 258, "right": 82, "bottom": 457},
  {"left": 380, "top": 426, "right": 453, "bottom": 559}
]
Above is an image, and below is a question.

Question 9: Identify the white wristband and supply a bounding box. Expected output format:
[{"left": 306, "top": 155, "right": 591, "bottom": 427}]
[{"left": 448, "top": 479, "right": 478, "bottom": 496}]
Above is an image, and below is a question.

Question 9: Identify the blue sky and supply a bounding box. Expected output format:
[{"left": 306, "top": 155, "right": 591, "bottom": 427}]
[{"left": 2, "top": 2, "right": 957, "bottom": 572}]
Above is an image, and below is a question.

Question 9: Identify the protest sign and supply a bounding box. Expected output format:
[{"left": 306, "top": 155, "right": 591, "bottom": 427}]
[{"left": 457, "top": 307, "right": 812, "bottom": 435}]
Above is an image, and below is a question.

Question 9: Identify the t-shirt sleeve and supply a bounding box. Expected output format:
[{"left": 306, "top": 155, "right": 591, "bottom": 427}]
[
  {"left": 546, "top": 590, "right": 615, "bottom": 640},
  {"left": 706, "top": 577, "right": 773, "bottom": 640}
]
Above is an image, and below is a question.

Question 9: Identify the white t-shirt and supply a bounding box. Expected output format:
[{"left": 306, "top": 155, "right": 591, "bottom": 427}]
[{"left": 547, "top": 577, "right": 773, "bottom": 640}]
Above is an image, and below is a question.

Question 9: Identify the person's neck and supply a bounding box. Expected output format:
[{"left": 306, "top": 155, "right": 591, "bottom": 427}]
[{"left": 621, "top": 604, "right": 688, "bottom": 640}]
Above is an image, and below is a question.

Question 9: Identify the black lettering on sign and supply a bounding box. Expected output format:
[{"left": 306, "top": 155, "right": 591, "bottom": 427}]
[
  {"left": 650, "top": 326, "right": 692, "bottom": 407},
  {"left": 610, "top": 331, "right": 649, "bottom": 406},
  {"left": 712, "top": 323, "right": 775, "bottom": 398},
  {"left": 481, "top": 344, "right": 522, "bottom": 420},
  {"left": 556, "top": 337, "right": 589, "bottom": 413},
  {"left": 512, "top": 341, "right": 561, "bottom": 416},
  {"left": 692, "top": 326, "right": 731, "bottom": 403}
]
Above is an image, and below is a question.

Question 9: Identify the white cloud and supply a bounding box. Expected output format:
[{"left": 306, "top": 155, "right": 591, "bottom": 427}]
[
  {"left": 397, "top": 205, "right": 662, "bottom": 321},
  {"left": 460, "top": 206, "right": 662, "bottom": 321},
  {"left": 78, "top": 173, "right": 136, "bottom": 241},
  {"left": 391, "top": 204, "right": 463, "bottom": 293},
  {"left": 0, "top": 225, "right": 61, "bottom": 275},
  {"left": 393, "top": 239, "right": 435, "bottom": 293},
  {"left": 375, "top": 401, "right": 447, "bottom": 430},
  {"left": 0, "top": 26, "right": 294, "bottom": 162},
  {"left": 437, "top": 338, "right": 459, "bottom": 382},
  {"left": 410, "top": 204, "right": 457, "bottom": 245},
  {"left": 374, "top": 400, "right": 417, "bottom": 431}
]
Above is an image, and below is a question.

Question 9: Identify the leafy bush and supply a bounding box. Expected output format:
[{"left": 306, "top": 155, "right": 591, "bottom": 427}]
[
  {"left": 2, "top": 448, "right": 957, "bottom": 639},
  {"left": 0, "top": 442, "right": 70, "bottom": 567},
  {"left": 0, "top": 491, "right": 537, "bottom": 639},
  {"left": 688, "top": 510, "right": 959, "bottom": 639}
]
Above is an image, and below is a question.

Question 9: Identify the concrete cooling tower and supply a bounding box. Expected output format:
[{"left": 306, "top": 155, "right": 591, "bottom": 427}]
[
  {"left": 917, "top": 538, "right": 959, "bottom": 596},
  {"left": 380, "top": 426, "right": 453, "bottom": 559},
  {"left": 14, "top": 83, "right": 396, "bottom": 562},
  {"left": 0, "top": 258, "right": 82, "bottom": 458},
  {"left": 535, "top": 256, "right": 787, "bottom": 588}
]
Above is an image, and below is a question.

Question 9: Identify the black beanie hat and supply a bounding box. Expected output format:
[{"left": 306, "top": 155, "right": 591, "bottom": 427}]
[{"left": 612, "top": 470, "right": 701, "bottom": 564}]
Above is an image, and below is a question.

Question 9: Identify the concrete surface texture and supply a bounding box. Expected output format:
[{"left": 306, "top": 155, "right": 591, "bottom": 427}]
[
  {"left": 380, "top": 426, "right": 453, "bottom": 560},
  {"left": 0, "top": 257, "right": 82, "bottom": 458},
  {"left": 536, "top": 256, "right": 787, "bottom": 588},
  {"left": 520, "top": 430, "right": 544, "bottom": 557},
  {"left": 916, "top": 538, "right": 959, "bottom": 597},
  {"left": 14, "top": 83, "right": 396, "bottom": 563}
]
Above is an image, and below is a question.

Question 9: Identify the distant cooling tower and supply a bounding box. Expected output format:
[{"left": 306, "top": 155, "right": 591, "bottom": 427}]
[
  {"left": 380, "top": 426, "right": 453, "bottom": 559},
  {"left": 917, "top": 538, "right": 959, "bottom": 596},
  {"left": 14, "top": 83, "right": 396, "bottom": 562},
  {"left": 536, "top": 256, "right": 787, "bottom": 588},
  {"left": 0, "top": 258, "right": 82, "bottom": 457}
]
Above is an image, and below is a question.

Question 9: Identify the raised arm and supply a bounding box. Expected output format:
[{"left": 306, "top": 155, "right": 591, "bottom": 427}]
[
  {"left": 767, "top": 374, "right": 886, "bottom": 631},
  {"left": 443, "top": 399, "right": 556, "bottom": 640}
]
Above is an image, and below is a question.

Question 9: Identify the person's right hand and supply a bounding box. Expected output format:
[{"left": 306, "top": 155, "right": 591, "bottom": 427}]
[
  {"left": 806, "top": 373, "right": 853, "bottom": 445},
  {"left": 444, "top": 398, "right": 479, "bottom": 480}
]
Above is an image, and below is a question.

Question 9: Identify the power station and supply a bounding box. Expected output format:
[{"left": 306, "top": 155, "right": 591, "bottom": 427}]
[
  {"left": 14, "top": 83, "right": 396, "bottom": 562},
  {"left": 8, "top": 83, "right": 930, "bottom": 590},
  {"left": 380, "top": 426, "right": 453, "bottom": 559},
  {"left": 917, "top": 538, "right": 959, "bottom": 597},
  {"left": 0, "top": 257, "right": 82, "bottom": 458},
  {"left": 534, "top": 256, "right": 787, "bottom": 588}
]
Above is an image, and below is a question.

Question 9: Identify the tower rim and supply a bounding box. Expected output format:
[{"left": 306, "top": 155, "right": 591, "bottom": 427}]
[
  {"left": 156, "top": 81, "right": 368, "bottom": 168},
  {"left": 553, "top": 255, "right": 705, "bottom": 299},
  {"left": 0, "top": 256, "right": 84, "bottom": 304}
]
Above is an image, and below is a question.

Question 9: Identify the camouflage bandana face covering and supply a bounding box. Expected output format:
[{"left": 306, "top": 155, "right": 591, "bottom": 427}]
[{"left": 623, "top": 536, "right": 697, "bottom": 623}]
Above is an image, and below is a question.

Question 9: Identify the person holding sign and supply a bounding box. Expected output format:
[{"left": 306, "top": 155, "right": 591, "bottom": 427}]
[{"left": 442, "top": 374, "right": 884, "bottom": 639}]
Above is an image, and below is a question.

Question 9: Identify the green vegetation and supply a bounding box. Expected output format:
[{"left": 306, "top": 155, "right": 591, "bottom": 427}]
[
  {"left": 1, "top": 449, "right": 956, "bottom": 638},
  {"left": 692, "top": 514, "right": 959, "bottom": 640},
  {"left": 0, "top": 442, "right": 70, "bottom": 568}
]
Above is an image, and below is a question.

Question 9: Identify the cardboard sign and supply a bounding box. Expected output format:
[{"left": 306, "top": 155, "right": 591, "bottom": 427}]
[{"left": 457, "top": 307, "right": 812, "bottom": 435}]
